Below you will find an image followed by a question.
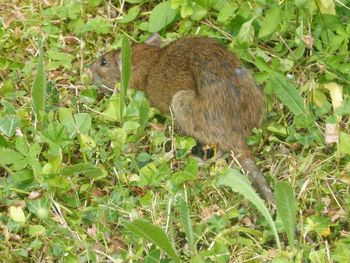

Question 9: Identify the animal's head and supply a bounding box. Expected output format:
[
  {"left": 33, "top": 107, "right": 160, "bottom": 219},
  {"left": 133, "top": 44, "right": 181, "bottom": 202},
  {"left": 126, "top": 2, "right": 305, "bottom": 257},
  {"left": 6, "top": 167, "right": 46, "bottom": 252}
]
[{"left": 88, "top": 33, "right": 161, "bottom": 93}]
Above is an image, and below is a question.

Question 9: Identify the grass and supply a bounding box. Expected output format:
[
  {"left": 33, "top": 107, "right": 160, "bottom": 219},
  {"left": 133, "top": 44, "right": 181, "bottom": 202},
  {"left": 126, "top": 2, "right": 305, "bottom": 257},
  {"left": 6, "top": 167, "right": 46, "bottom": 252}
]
[{"left": 0, "top": 0, "right": 350, "bottom": 262}]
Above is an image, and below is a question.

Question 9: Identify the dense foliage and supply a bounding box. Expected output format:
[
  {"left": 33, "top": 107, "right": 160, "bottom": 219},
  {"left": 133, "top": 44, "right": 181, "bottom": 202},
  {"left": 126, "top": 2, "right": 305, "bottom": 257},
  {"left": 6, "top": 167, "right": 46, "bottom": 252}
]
[{"left": 0, "top": 0, "right": 349, "bottom": 262}]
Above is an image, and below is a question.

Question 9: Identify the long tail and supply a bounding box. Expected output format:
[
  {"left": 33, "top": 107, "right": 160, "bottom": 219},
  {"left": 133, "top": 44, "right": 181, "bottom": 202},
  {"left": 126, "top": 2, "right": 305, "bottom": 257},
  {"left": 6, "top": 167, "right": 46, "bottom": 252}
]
[{"left": 240, "top": 157, "right": 275, "bottom": 207}]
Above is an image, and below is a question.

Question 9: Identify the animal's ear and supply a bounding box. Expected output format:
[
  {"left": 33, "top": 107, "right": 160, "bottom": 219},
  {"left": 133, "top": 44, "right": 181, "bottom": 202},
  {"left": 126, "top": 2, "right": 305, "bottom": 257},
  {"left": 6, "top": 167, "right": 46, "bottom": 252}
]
[{"left": 145, "top": 33, "right": 161, "bottom": 47}]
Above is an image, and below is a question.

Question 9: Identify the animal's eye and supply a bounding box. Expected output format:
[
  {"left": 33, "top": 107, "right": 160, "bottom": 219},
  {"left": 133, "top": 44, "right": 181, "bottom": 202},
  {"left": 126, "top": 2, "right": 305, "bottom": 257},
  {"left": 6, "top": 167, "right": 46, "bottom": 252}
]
[{"left": 100, "top": 58, "right": 107, "bottom": 66}]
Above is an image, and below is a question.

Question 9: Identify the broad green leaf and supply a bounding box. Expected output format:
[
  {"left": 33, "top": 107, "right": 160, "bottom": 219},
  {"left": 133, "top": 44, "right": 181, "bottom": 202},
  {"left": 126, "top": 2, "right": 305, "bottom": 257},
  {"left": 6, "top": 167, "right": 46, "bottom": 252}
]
[
  {"left": 27, "top": 198, "right": 50, "bottom": 220},
  {"left": 181, "top": 5, "right": 193, "bottom": 18},
  {"left": 0, "top": 115, "right": 20, "bottom": 137},
  {"left": 29, "top": 225, "right": 46, "bottom": 236},
  {"left": 32, "top": 38, "right": 46, "bottom": 122},
  {"left": 102, "top": 94, "right": 121, "bottom": 122},
  {"left": 339, "top": 132, "right": 350, "bottom": 155},
  {"left": 144, "top": 248, "right": 161, "bottom": 263},
  {"left": 275, "top": 182, "right": 297, "bottom": 248},
  {"left": 217, "top": 3, "right": 236, "bottom": 23},
  {"left": 269, "top": 73, "right": 306, "bottom": 116},
  {"left": 255, "top": 57, "right": 273, "bottom": 73},
  {"left": 61, "top": 163, "right": 106, "bottom": 179},
  {"left": 190, "top": 4, "right": 207, "bottom": 21},
  {"left": 74, "top": 113, "right": 91, "bottom": 134},
  {"left": 332, "top": 241, "right": 350, "bottom": 262},
  {"left": 316, "top": 0, "right": 336, "bottom": 15},
  {"left": 0, "top": 147, "right": 27, "bottom": 171},
  {"left": 336, "top": 99, "right": 350, "bottom": 115},
  {"left": 15, "top": 137, "right": 29, "bottom": 157},
  {"left": 47, "top": 50, "right": 74, "bottom": 70},
  {"left": 59, "top": 108, "right": 91, "bottom": 138},
  {"left": 80, "top": 134, "right": 96, "bottom": 148},
  {"left": 172, "top": 157, "right": 198, "bottom": 185},
  {"left": 123, "top": 120, "right": 140, "bottom": 131},
  {"left": 59, "top": 107, "right": 75, "bottom": 136},
  {"left": 295, "top": 0, "right": 307, "bottom": 8},
  {"left": 120, "top": 35, "right": 131, "bottom": 125},
  {"left": 119, "top": 6, "right": 140, "bottom": 23},
  {"left": 81, "top": 16, "right": 110, "bottom": 35},
  {"left": 87, "top": 0, "right": 103, "bottom": 7},
  {"left": 237, "top": 17, "right": 255, "bottom": 44},
  {"left": 175, "top": 136, "right": 197, "bottom": 159},
  {"left": 178, "top": 197, "right": 195, "bottom": 253},
  {"left": 148, "top": 1, "right": 177, "bottom": 33},
  {"left": 125, "top": 219, "right": 180, "bottom": 263},
  {"left": 258, "top": 7, "right": 281, "bottom": 38},
  {"left": 9, "top": 206, "right": 26, "bottom": 223},
  {"left": 218, "top": 168, "right": 281, "bottom": 249}
]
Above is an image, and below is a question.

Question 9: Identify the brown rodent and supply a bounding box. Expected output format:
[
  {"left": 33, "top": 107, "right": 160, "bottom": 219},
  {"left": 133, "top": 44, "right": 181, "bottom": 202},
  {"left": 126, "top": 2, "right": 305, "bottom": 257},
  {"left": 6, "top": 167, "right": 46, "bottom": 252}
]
[{"left": 89, "top": 34, "right": 275, "bottom": 206}]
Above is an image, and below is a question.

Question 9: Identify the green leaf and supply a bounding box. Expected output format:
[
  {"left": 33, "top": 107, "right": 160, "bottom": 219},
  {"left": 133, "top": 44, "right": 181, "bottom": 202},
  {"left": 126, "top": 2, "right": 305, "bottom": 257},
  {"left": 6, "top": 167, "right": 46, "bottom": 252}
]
[
  {"left": 32, "top": 38, "right": 46, "bottom": 122},
  {"left": 61, "top": 163, "right": 106, "bottom": 179},
  {"left": 0, "top": 115, "right": 20, "bottom": 137},
  {"left": 27, "top": 198, "right": 50, "bottom": 220},
  {"left": 47, "top": 50, "right": 74, "bottom": 70},
  {"left": 172, "top": 157, "right": 198, "bottom": 185},
  {"left": 148, "top": 1, "right": 178, "bottom": 33},
  {"left": 81, "top": 16, "right": 110, "bottom": 35},
  {"left": 258, "top": 7, "right": 281, "bottom": 38},
  {"left": 102, "top": 95, "right": 121, "bottom": 122},
  {"left": 275, "top": 182, "right": 297, "bottom": 248},
  {"left": 9, "top": 206, "right": 26, "bottom": 223},
  {"left": 15, "top": 136, "right": 30, "bottom": 156},
  {"left": 339, "top": 132, "right": 350, "bottom": 155},
  {"left": 137, "top": 98, "right": 150, "bottom": 139},
  {"left": 29, "top": 225, "right": 46, "bottom": 236},
  {"left": 237, "top": 17, "right": 255, "bottom": 44},
  {"left": 190, "top": 4, "right": 207, "bottom": 21},
  {"left": 125, "top": 219, "right": 180, "bottom": 263},
  {"left": 178, "top": 197, "right": 195, "bottom": 253},
  {"left": 119, "top": 6, "right": 140, "bottom": 23},
  {"left": 74, "top": 113, "right": 91, "bottom": 134},
  {"left": 217, "top": 3, "right": 236, "bottom": 23},
  {"left": 120, "top": 35, "right": 131, "bottom": 125},
  {"left": 0, "top": 147, "right": 27, "bottom": 171},
  {"left": 332, "top": 241, "right": 350, "bottom": 262},
  {"left": 218, "top": 168, "right": 281, "bottom": 249},
  {"left": 123, "top": 120, "right": 140, "bottom": 131},
  {"left": 269, "top": 73, "right": 306, "bottom": 116},
  {"left": 59, "top": 108, "right": 91, "bottom": 138}
]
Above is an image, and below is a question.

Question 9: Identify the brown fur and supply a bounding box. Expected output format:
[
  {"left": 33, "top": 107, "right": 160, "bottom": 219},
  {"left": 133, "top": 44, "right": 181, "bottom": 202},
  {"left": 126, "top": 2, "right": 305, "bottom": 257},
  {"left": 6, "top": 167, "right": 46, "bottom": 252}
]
[{"left": 89, "top": 34, "right": 275, "bottom": 206}]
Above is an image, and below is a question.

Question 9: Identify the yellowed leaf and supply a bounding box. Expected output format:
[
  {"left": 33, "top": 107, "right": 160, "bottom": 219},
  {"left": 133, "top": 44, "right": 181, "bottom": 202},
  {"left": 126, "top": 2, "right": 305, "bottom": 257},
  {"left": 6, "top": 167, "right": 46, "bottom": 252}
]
[
  {"left": 323, "top": 82, "right": 343, "bottom": 111},
  {"left": 316, "top": 0, "right": 336, "bottom": 15},
  {"left": 9, "top": 206, "right": 26, "bottom": 223}
]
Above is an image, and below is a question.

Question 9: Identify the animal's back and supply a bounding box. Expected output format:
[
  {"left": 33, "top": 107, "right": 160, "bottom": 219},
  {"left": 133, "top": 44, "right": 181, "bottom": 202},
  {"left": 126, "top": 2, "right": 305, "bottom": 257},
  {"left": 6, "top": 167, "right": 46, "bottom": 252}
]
[{"left": 145, "top": 37, "right": 264, "bottom": 154}]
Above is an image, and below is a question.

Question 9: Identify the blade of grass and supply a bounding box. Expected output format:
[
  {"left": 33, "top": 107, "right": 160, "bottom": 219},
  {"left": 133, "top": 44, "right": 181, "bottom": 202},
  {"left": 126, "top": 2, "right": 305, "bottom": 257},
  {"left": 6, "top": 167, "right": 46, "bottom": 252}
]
[
  {"left": 178, "top": 196, "right": 195, "bottom": 253},
  {"left": 275, "top": 182, "right": 297, "bottom": 248},
  {"left": 120, "top": 34, "right": 131, "bottom": 125},
  {"left": 32, "top": 38, "right": 46, "bottom": 125},
  {"left": 218, "top": 168, "right": 281, "bottom": 249},
  {"left": 125, "top": 219, "right": 180, "bottom": 263}
]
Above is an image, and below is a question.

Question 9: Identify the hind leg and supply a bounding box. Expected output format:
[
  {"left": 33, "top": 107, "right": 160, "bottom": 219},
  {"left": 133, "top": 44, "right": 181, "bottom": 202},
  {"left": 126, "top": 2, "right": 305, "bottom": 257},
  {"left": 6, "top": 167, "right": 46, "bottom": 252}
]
[{"left": 172, "top": 90, "right": 212, "bottom": 145}]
